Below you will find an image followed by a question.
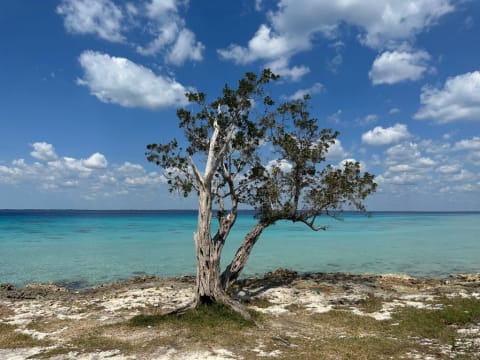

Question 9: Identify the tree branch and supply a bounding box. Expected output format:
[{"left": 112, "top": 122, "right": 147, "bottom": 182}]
[{"left": 189, "top": 156, "right": 204, "bottom": 187}]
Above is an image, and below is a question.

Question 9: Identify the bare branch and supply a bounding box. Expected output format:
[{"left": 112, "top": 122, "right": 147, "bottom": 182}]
[
  {"left": 204, "top": 120, "right": 220, "bottom": 180},
  {"left": 189, "top": 156, "right": 204, "bottom": 187}
]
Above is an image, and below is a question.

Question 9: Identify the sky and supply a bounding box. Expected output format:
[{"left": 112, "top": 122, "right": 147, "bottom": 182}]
[{"left": 0, "top": 0, "right": 480, "bottom": 211}]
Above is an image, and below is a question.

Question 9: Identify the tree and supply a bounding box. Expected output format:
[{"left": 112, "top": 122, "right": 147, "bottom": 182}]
[{"left": 146, "top": 70, "right": 376, "bottom": 318}]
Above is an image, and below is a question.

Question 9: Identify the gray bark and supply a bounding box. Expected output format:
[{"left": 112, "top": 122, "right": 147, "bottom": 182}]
[{"left": 221, "top": 220, "right": 269, "bottom": 291}]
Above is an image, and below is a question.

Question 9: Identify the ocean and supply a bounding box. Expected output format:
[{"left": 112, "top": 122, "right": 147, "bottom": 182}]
[{"left": 0, "top": 210, "right": 478, "bottom": 289}]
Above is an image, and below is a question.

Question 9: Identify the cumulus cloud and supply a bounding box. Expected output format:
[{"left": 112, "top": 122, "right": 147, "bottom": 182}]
[
  {"left": 287, "top": 82, "right": 324, "bottom": 100},
  {"left": 272, "top": 0, "right": 453, "bottom": 48},
  {"left": 369, "top": 50, "right": 431, "bottom": 85},
  {"left": 218, "top": 0, "right": 454, "bottom": 77},
  {"left": 454, "top": 136, "right": 480, "bottom": 151},
  {"left": 0, "top": 143, "right": 166, "bottom": 199},
  {"left": 265, "top": 57, "right": 310, "bottom": 81},
  {"left": 83, "top": 153, "right": 108, "bottom": 169},
  {"left": 137, "top": 0, "right": 205, "bottom": 64},
  {"left": 166, "top": 28, "right": 205, "bottom": 65},
  {"left": 56, "top": 0, "right": 125, "bottom": 42},
  {"left": 57, "top": 0, "right": 204, "bottom": 66},
  {"left": 30, "top": 142, "right": 58, "bottom": 161},
  {"left": 77, "top": 50, "right": 191, "bottom": 109},
  {"left": 218, "top": 24, "right": 306, "bottom": 65},
  {"left": 146, "top": 0, "right": 178, "bottom": 18},
  {"left": 326, "top": 139, "right": 348, "bottom": 161},
  {"left": 377, "top": 141, "right": 437, "bottom": 186},
  {"left": 362, "top": 124, "right": 410, "bottom": 146},
  {"left": 415, "top": 71, "right": 480, "bottom": 123}
]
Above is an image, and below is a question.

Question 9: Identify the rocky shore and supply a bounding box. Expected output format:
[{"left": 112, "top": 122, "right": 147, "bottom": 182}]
[{"left": 1, "top": 270, "right": 479, "bottom": 359}]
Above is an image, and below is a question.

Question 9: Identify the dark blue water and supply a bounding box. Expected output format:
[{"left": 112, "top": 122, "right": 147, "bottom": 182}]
[{"left": 0, "top": 210, "right": 479, "bottom": 288}]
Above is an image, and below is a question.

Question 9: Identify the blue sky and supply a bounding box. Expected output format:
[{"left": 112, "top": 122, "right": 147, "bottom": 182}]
[{"left": 1, "top": 0, "right": 479, "bottom": 210}]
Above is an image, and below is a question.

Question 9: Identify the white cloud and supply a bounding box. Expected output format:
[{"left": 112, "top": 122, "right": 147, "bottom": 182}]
[
  {"left": 124, "top": 172, "right": 166, "bottom": 186},
  {"left": 437, "top": 164, "right": 461, "bottom": 174},
  {"left": 166, "top": 28, "right": 205, "bottom": 65},
  {"left": 369, "top": 50, "right": 431, "bottom": 85},
  {"left": 326, "top": 139, "right": 348, "bottom": 161},
  {"left": 266, "top": 159, "right": 293, "bottom": 174},
  {"left": 385, "top": 142, "right": 421, "bottom": 163},
  {"left": 117, "top": 162, "right": 145, "bottom": 174},
  {"left": 362, "top": 123, "right": 410, "bottom": 146},
  {"left": 218, "top": 0, "right": 454, "bottom": 75},
  {"left": 77, "top": 50, "right": 192, "bottom": 109},
  {"left": 454, "top": 136, "right": 480, "bottom": 151},
  {"left": 376, "top": 142, "right": 437, "bottom": 186},
  {"left": 0, "top": 143, "right": 167, "bottom": 200},
  {"left": 265, "top": 57, "right": 310, "bottom": 81},
  {"left": 57, "top": 0, "right": 204, "bottom": 66},
  {"left": 415, "top": 71, "right": 480, "bottom": 123},
  {"left": 146, "top": 0, "right": 178, "bottom": 18},
  {"left": 30, "top": 142, "right": 58, "bottom": 161},
  {"left": 56, "top": 0, "right": 124, "bottom": 42},
  {"left": 136, "top": 21, "right": 180, "bottom": 56},
  {"left": 269, "top": 0, "right": 454, "bottom": 49},
  {"left": 137, "top": 0, "right": 205, "bottom": 64},
  {"left": 288, "top": 82, "right": 323, "bottom": 100},
  {"left": 389, "top": 107, "right": 400, "bottom": 114},
  {"left": 218, "top": 24, "right": 306, "bottom": 65},
  {"left": 83, "top": 153, "right": 108, "bottom": 169}
]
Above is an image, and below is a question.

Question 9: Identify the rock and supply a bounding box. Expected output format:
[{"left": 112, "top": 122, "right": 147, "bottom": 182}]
[{"left": 452, "top": 273, "right": 480, "bottom": 282}]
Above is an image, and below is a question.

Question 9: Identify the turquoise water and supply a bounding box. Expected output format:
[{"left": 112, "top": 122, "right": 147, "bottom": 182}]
[{"left": 0, "top": 210, "right": 478, "bottom": 289}]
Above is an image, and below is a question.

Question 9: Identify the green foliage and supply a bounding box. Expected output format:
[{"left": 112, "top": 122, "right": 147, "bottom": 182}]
[{"left": 146, "top": 69, "right": 376, "bottom": 228}]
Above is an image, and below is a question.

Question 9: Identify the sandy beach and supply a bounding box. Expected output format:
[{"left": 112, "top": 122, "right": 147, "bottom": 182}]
[{"left": 1, "top": 269, "right": 479, "bottom": 359}]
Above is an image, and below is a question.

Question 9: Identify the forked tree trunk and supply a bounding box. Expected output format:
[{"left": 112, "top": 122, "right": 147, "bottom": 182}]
[{"left": 193, "top": 190, "right": 251, "bottom": 319}]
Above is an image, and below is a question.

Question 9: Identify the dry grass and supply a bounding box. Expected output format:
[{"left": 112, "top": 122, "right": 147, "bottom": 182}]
[
  {"left": 0, "top": 304, "right": 14, "bottom": 318},
  {"left": 357, "top": 294, "right": 385, "bottom": 313},
  {"left": 0, "top": 323, "right": 50, "bottom": 349}
]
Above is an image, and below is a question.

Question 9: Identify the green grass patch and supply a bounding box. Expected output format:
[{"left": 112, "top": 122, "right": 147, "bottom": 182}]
[
  {"left": 26, "top": 318, "right": 72, "bottom": 333},
  {"left": 358, "top": 295, "right": 384, "bottom": 313},
  {"left": 71, "top": 332, "right": 133, "bottom": 352},
  {"left": 0, "top": 323, "right": 50, "bottom": 349},
  {"left": 130, "top": 303, "right": 255, "bottom": 328},
  {"left": 292, "top": 336, "right": 414, "bottom": 360},
  {"left": 391, "top": 296, "right": 480, "bottom": 343},
  {"left": 313, "top": 310, "right": 388, "bottom": 335}
]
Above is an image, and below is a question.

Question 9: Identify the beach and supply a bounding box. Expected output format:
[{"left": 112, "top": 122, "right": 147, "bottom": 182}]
[{"left": 1, "top": 269, "right": 479, "bottom": 359}]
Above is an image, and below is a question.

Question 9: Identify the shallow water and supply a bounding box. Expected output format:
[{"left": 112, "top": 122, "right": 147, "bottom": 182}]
[{"left": 0, "top": 210, "right": 478, "bottom": 288}]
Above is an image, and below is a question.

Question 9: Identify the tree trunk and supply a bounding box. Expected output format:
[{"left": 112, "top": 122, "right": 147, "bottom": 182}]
[
  {"left": 193, "top": 190, "right": 251, "bottom": 319},
  {"left": 194, "top": 189, "right": 220, "bottom": 303},
  {"left": 221, "top": 220, "right": 269, "bottom": 291}
]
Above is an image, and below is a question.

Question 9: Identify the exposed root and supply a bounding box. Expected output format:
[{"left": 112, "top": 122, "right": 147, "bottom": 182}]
[
  {"left": 162, "top": 300, "right": 195, "bottom": 316},
  {"left": 216, "top": 292, "right": 252, "bottom": 321}
]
